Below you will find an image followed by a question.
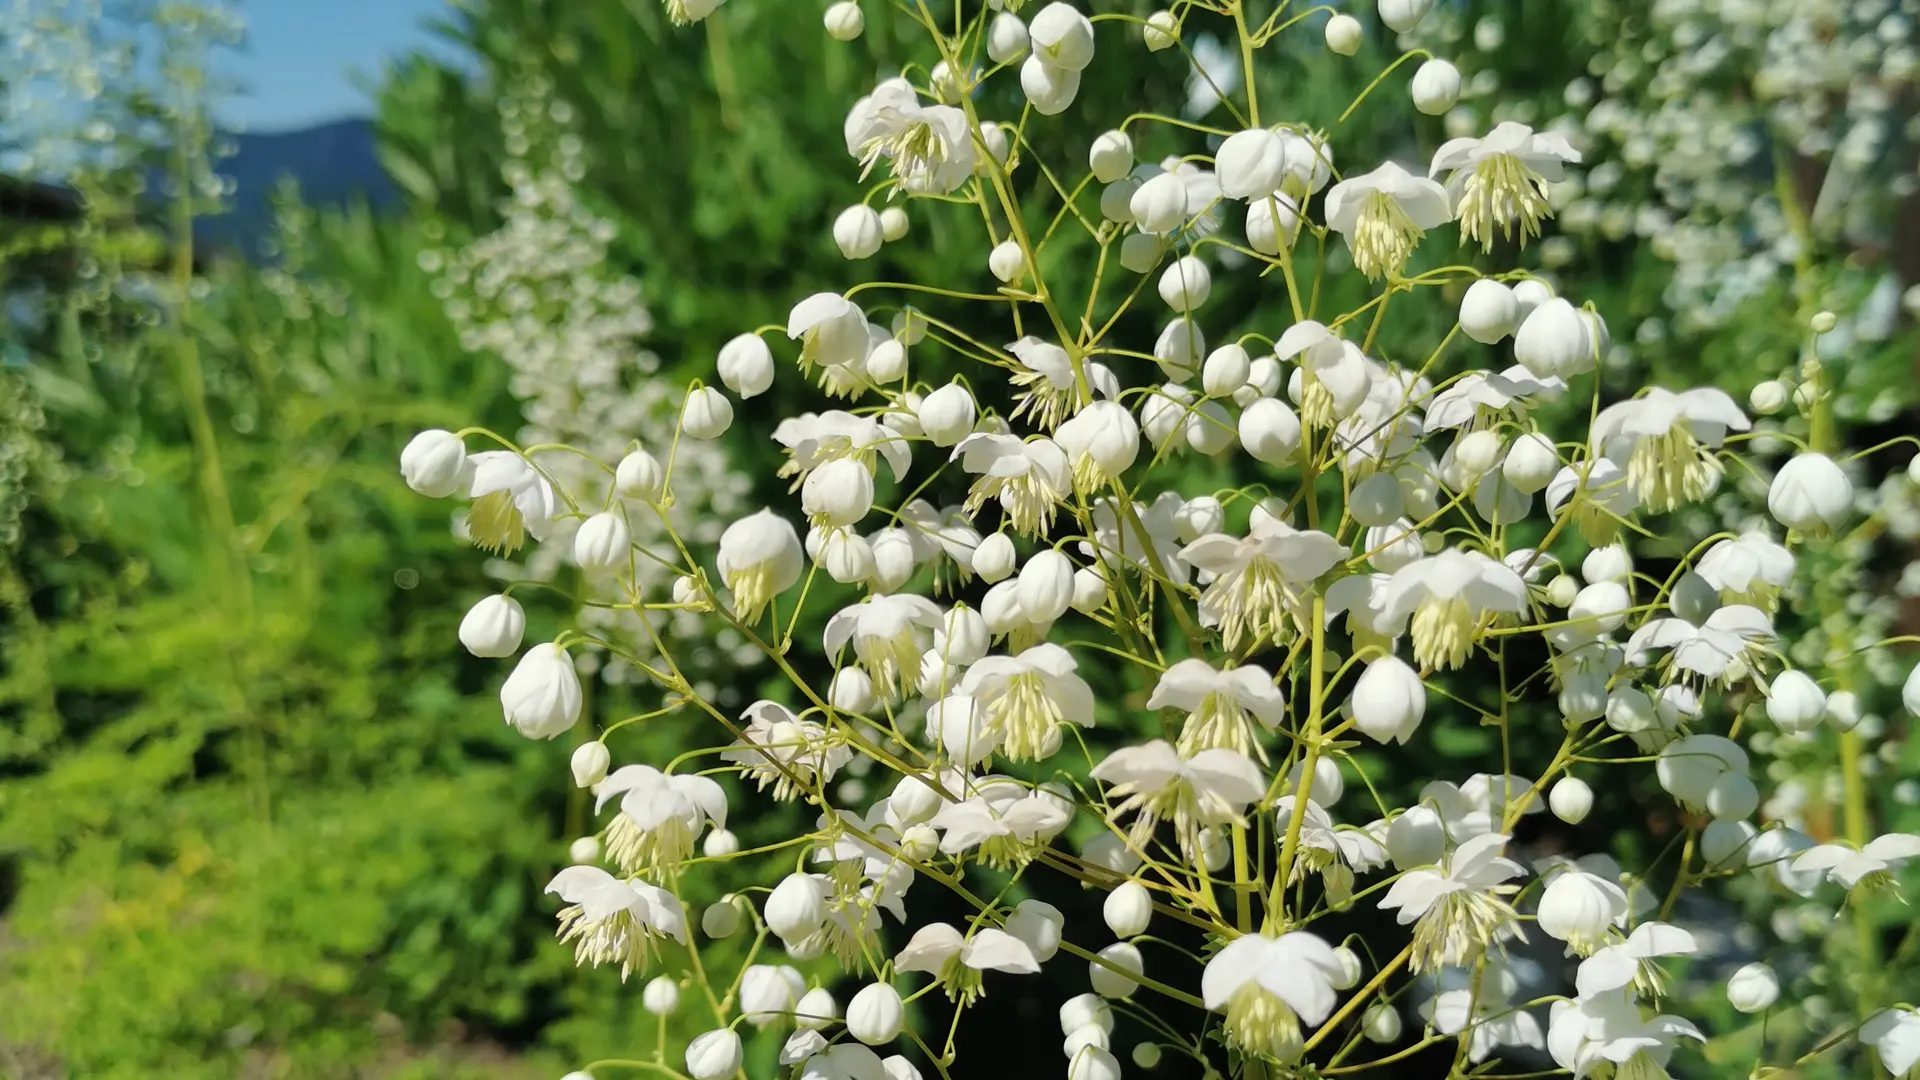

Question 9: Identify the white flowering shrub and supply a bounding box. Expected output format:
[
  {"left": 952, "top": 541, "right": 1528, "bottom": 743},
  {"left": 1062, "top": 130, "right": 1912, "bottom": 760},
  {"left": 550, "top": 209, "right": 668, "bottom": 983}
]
[{"left": 402, "top": 3, "right": 1920, "bottom": 1078}]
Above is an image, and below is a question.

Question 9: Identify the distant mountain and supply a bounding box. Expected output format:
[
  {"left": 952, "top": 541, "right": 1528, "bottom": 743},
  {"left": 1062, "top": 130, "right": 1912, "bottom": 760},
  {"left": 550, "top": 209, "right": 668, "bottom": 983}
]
[{"left": 197, "top": 116, "right": 397, "bottom": 256}]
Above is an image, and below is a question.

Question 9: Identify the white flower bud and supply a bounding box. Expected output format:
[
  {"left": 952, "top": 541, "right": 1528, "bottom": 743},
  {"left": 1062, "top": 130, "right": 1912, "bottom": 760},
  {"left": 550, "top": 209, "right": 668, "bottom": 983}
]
[
  {"left": 1140, "top": 385, "right": 1191, "bottom": 447},
  {"left": 1184, "top": 400, "right": 1234, "bottom": 455},
  {"left": 1069, "top": 1047, "right": 1121, "bottom": 1080},
  {"left": 685, "top": 1030, "right": 742, "bottom": 1080},
  {"left": 802, "top": 459, "right": 875, "bottom": 527},
  {"left": 824, "top": 0, "right": 864, "bottom": 39},
  {"left": 459, "top": 594, "right": 526, "bottom": 658},
  {"left": 1239, "top": 398, "right": 1302, "bottom": 466},
  {"left": 1248, "top": 497, "right": 1290, "bottom": 533},
  {"left": 1065, "top": 1024, "right": 1109, "bottom": 1061},
  {"left": 1246, "top": 193, "right": 1299, "bottom": 254},
  {"left": 1513, "top": 298, "right": 1593, "bottom": 379},
  {"left": 989, "top": 240, "right": 1029, "bottom": 284},
  {"left": 643, "top": 975, "right": 681, "bottom": 1015},
  {"left": 569, "top": 835, "right": 601, "bottom": 864},
  {"left": 1343, "top": 472, "right": 1400, "bottom": 528},
  {"left": 1387, "top": 806, "right": 1445, "bottom": 869},
  {"left": 1020, "top": 55, "right": 1081, "bottom": 114},
  {"left": 1324, "top": 13, "right": 1362, "bottom": 54},
  {"left": 795, "top": 986, "right": 839, "bottom": 1031},
  {"left": 1569, "top": 580, "right": 1630, "bottom": 635},
  {"left": 1582, "top": 545, "right": 1631, "bottom": 583},
  {"left": 1545, "top": 574, "right": 1579, "bottom": 607},
  {"left": 1102, "top": 880, "right": 1153, "bottom": 938},
  {"left": 1549, "top": 776, "right": 1593, "bottom": 824},
  {"left": 703, "top": 828, "right": 740, "bottom": 857},
  {"left": 1362, "top": 1002, "right": 1402, "bottom": 1043},
  {"left": 574, "top": 511, "right": 631, "bottom": 574},
  {"left": 1708, "top": 772, "right": 1759, "bottom": 820},
  {"left": 1700, "top": 819, "right": 1755, "bottom": 870},
  {"left": 879, "top": 206, "right": 909, "bottom": 242},
  {"left": 1154, "top": 318, "right": 1205, "bottom": 380},
  {"left": 702, "top": 896, "right": 743, "bottom": 938},
  {"left": 1410, "top": 58, "right": 1460, "bottom": 114},
  {"left": 1090, "top": 942, "right": 1143, "bottom": 998},
  {"left": 570, "top": 741, "right": 610, "bottom": 788},
  {"left": 614, "top": 448, "right": 666, "bottom": 503},
  {"left": 834, "top": 204, "right": 885, "bottom": 260},
  {"left": 866, "top": 339, "right": 907, "bottom": 383},
  {"left": 1329, "top": 946, "right": 1363, "bottom": 990},
  {"left": 1538, "top": 871, "right": 1625, "bottom": 946},
  {"left": 1810, "top": 310, "right": 1838, "bottom": 333},
  {"left": 1143, "top": 9, "right": 1177, "bottom": 50},
  {"left": 1454, "top": 429, "right": 1503, "bottom": 476},
  {"left": 1118, "top": 232, "right": 1162, "bottom": 273},
  {"left": 1007, "top": 898, "right": 1065, "bottom": 962},
  {"left": 932, "top": 692, "right": 997, "bottom": 766},
  {"left": 1158, "top": 256, "right": 1212, "bottom": 312},
  {"left": 1018, "top": 550, "right": 1076, "bottom": 623},
  {"left": 1216, "top": 128, "right": 1288, "bottom": 200},
  {"left": 988, "top": 11, "right": 1029, "bottom": 62},
  {"left": 1130, "top": 171, "right": 1189, "bottom": 235},
  {"left": 1089, "top": 130, "right": 1133, "bottom": 184},
  {"left": 400, "top": 429, "right": 469, "bottom": 497},
  {"left": 918, "top": 382, "right": 978, "bottom": 447},
  {"left": 1501, "top": 432, "right": 1558, "bottom": 494},
  {"left": 888, "top": 774, "right": 942, "bottom": 829},
  {"left": 1766, "top": 671, "right": 1826, "bottom": 733},
  {"left": 765, "top": 873, "right": 828, "bottom": 941},
  {"left": 821, "top": 530, "right": 876, "bottom": 584},
  {"left": 898, "top": 822, "right": 938, "bottom": 861},
  {"left": 1750, "top": 379, "right": 1787, "bottom": 415},
  {"left": 681, "top": 386, "right": 734, "bottom": 439},
  {"left": 1458, "top": 279, "right": 1521, "bottom": 344},
  {"left": 973, "top": 532, "right": 1018, "bottom": 583},
  {"left": 847, "top": 983, "right": 905, "bottom": 1045},
  {"left": 1768, "top": 452, "right": 1851, "bottom": 534},
  {"left": 1350, "top": 655, "right": 1426, "bottom": 744},
  {"left": 831, "top": 667, "right": 877, "bottom": 713},
  {"left": 1172, "top": 496, "right": 1223, "bottom": 542},
  {"left": 501, "top": 643, "right": 582, "bottom": 740},
  {"left": 893, "top": 308, "right": 928, "bottom": 345},
  {"left": 1377, "top": 0, "right": 1434, "bottom": 33},
  {"left": 1727, "top": 962, "right": 1780, "bottom": 1013},
  {"left": 1071, "top": 568, "right": 1109, "bottom": 614},
  {"left": 1029, "top": 2, "right": 1095, "bottom": 70},
  {"left": 1131, "top": 1043, "right": 1162, "bottom": 1069},
  {"left": 1825, "top": 689, "right": 1862, "bottom": 732},
  {"left": 1202, "top": 343, "right": 1252, "bottom": 397},
  {"left": 1287, "top": 755, "right": 1345, "bottom": 807},
  {"left": 1061, "top": 993, "right": 1115, "bottom": 1035},
  {"left": 1057, "top": 400, "right": 1140, "bottom": 480}
]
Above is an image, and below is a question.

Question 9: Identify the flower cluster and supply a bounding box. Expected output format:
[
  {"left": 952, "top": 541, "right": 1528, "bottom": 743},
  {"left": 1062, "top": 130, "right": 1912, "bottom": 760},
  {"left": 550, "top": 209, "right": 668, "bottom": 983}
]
[{"left": 404, "top": 4, "right": 1920, "bottom": 1079}]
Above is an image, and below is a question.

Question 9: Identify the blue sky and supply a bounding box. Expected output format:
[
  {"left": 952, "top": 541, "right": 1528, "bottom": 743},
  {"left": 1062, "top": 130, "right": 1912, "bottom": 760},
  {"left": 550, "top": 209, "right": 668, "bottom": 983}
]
[{"left": 220, "top": 0, "right": 456, "bottom": 131}]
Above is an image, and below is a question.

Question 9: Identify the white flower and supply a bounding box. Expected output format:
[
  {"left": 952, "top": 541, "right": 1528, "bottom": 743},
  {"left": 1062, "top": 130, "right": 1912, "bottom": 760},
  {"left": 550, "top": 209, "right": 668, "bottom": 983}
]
[
  {"left": 1381, "top": 550, "right": 1530, "bottom": 671},
  {"left": 1146, "top": 657, "right": 1287, "bottom": 759},
  {"left": 1768, "top": 452, "right": 1852, "bottom": 534},
  {"left": 685, "top": 1029, "right": 743, "bottom": 1080},
  {"left": 1007, "top": 336, "right": 1110, "bottom": 432},
  {"left": 802, "top": 458, "right": 877, "bottom": 527},
  {"left": 894, "top": 920, "right": 1044, "bottom": 1004},
  {"left": 1860, "top": 1007, "right": 1920, "bottom": 1079},
  {"left": 1090, "top": 739, "right": 1265, "bottom": 855},
  {"left": 1574, "top": 921, "right": 1697, "bottom": 1000},
  {"left": 1791, "top": 833, "right": 1920, "bottom": 895},
  {"left": 988, "top": 11, "right": 1029, "bottom": 63},
  {"left": 717, "top": 332, "right": 774, "bottom": 398},
  {"left": 1457, "top": 280, "right": 1521, "bottom": 344},
  {"left": 1423, "top": 962, "right": 1544, "bottom": 1063},
  {"left": 460, "top": 593, "right": 526, "bottom": 658},
  {"left": 1725, "top": 963, "right": 1778, "bottom": 1014},
  {"left": 501, "top": 643, "right": 582, "bottom": 739},
  {"left": 1654, "top": 735, "right": 1748, "bottom": 813},
  {"left": 1536, "top": 868, "right": 1629, "bottom": 955},
  {"left": 952, "top": 434, "right": 1072, "bottom": 536},
  {"left": 1028, "top": 3, "right": 1094, "bottom": 70},
  {"left": 1547, "top": 989, "right": 1702, "bottom": 1080},
  {"left": 788, "top": 292, "right": 871, "bottom": 371},
  {"left": 961, "top": 642, "right": 1094, "bottom": 761},
  {"left": 1102, "top": 880, "right": 1153, "bottom": 938},
  {"left": 1216, "top": 127, "right": 1289, "bottom": 200},
  {"left": 717, "top": 509, "right": 805, "bottom": 622},
  {"left": 1377, "top": 0, "right": 1433, "bottom": 33},
  {"left": 595, "top": 764, "right": 729, "bottom": 873},
  {"left": 1180, "top": 520, "right": 1346, "bottom": 650},
  {"left": 1055, "top": 401, "right": 1139, "bottom": 489},
  {"left": 1624, "top": 605, "right": 1774, "bottom": 684},
  {"left": 1020, "top": 56, "right": 1081, "bottom": 115},
  {"left": 545, "top": 865, "right": 688, "bottom": 979},
  {"left": 826, "top": 594, "right": 944, "bottom": 699},
  {"left": 1378, "top": 832, "right": 1526, "bottom": 972},
  {"left": 833, "top": 204, "right": 884, "bottom": 259},
  {"left": 724, "top": 701, "right": 852, "bottom": 800},
  {"left": 931, "top": 779, "right": 1073, "bottom": 868},
  {"left": 1090, "top": 941, "right": 1144, "bottom": 998},
  {"left": 465, "top": 451, "right": 557, "bottom": 555},
  {"left": 1324, "top": 13, "right": 1362, "bottom": 54},
  {"left": 844, "top": 78, "right": 975, "bottom": 192},
  {"left": 1324, "top": 162, "right": 1452, "bottom": 280},
  {"left": 1275, "top": 321, "right": 1371, "bottom": 426},
  {"left": 918, "top": 382, "right": 979, "bottom": 447},
  {"left": 1429, "top": 122, "right": 1582, "bottom": 249},
  {"left": 1129, "top": 171, "right": 1190, "bottom": 235},
  {"left": 400, "top": 429, "right": 470, "bottom": 497},
  {"left": 1276, "top": 796, "right": 1390, "bottom": 904},
  {"left": 1349, "top": 654, "right": 1426, "bottom": 745},
  {"left": 1591, "top": 387, "right": 1749, "bottom": 512},
  {"left": 823, "top": 1, "right": 864, "bottom": 40},
  {"left": 738, "top": 963, "right": 808, "bottom": 1026},
  {"left": 1513, "top": 298, "right": 1594, "bottom": 380},
  {"left": 1545, "top": 458, "right": 1639, "bottom": 546},
  {"left": 1425, "top": 365, "right": 1565, "bottom": 429},
  {"left": 1200, "top": 932, "right": 1344, "bottom": 1063}
]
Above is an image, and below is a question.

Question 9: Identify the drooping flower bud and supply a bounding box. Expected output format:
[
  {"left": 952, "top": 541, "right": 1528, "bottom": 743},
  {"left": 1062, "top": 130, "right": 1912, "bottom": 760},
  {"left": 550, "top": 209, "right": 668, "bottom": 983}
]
[
  {"left": 717, "top": 332, "right": 775, "bottom": 398},
  {"left": 987, "top": 11, "right": 1028, "bottom": 63},
  {"left": 1216, "top": 128, "right": 1288, "bottom": 200},
  {"left": 1766, "top": 670, "right": 1826, "bottom": 733},
  {"left": 765, "top": 873, "right": 828, "bottom": 941},
  {"left": 1410, "top": 58, "right": 1460, "bottom": 115},
  {"left": 1130, "top": 172, "right": 1189, "bottom": 235},
  {"left": 501, "top": 643, "right": 583, "bottom": 740},
  {"left": 1726, "top": 963, "right": 1779, "bottom": 1014},
  {"left": 1513, "top": 298, "right": 1593, "bottom": 379},
  {"left": 1017, "top": 549, "right": 1076, "bottom": 624},
  {"left": 989, "top": 240, "right": 1029, "bottom": 284},
  {"left": 1157, "top": 256, "right": 1212, "bottom": 312},
  {"left": 643, "top": 975, "right": 681, "bottom": 1015},
  {"left": 615, "top": 448, "right": 666, "bottom": 503},
  {"left": 1350, "top": 655, "right": 1426, "bottom": 744},
  {"left": 918, "top": 382, "right": 978, "bottom": 446},
  {"left": 1549, "top": 776, "right": 1592, "bottom": 823},
  {"left": 1458, "top": 279, "right": 1521, "bottom": 343},
  {"left": 1020, "top": 56, "right": 1081, "bottom": 115},
  {"left": 1143, "top": 9, "right": 1178, "bottom": 50},
  {"left": 1377, "top": 0, "right": 1435, "bottom": 33},
  {"left": 574, "top": 511, "right": 631, "bottom": 574},
  {"left": 1767, "top": 452, "right": 1851, "bottom": 534},
  {"left": 570, "top": 741, "right": 610, "bottom": 788},
  {"left": 823, "top": 0, "right": 864, "bottom": 40},
  {"left": 1238, "top": 398, "right": 1302, "bottom": 466},
  {"left": 834, "top": 204, "right": 885, "bottom": 259},
  {"left": 400, "top": 429, "right": 470, "bottom": 498},
  {"left": 973, "top": 532, "right": 1017, "bottom": 583},
  {"left": 681, "top": 386, "right": 734, "bottom": 439},
  {"left": 1102, "top": 880, "right": 1153, "bottom": 938},
  {"left": 1324, "top": 13, "right": 1362, "bottom": 54},
  {"left": 847, "top": 982, "right": 906, "bottom": 1044},
  {"left": 685, "top": 1030, "right": 742, "bottom": 1080},
  {"left": 459, "top": 594, "right": 526, "bottom": 658}
]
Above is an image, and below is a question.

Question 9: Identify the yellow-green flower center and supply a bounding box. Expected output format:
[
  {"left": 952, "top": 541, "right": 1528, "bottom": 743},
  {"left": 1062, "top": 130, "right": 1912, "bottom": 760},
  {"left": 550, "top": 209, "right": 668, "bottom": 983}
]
[
  {"left": 468, "top": 489, "right": 526, "bottom": 555},
  {"left": 1456, "top": 153, "right": 1554, "bottom": 252},
  {"left": 1349, "top": 190, "right": 1425, "bottom": 281}
]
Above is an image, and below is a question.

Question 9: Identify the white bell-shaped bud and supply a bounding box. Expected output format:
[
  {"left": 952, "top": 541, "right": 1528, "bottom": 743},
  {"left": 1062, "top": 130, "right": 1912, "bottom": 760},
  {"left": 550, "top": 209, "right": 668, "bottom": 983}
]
[
  {"left": 1018, "top": 549, "right": 1077, "bottom": 624},
  {"left": 1102, "top": 880, "right": 1153, "bottom": 938},
  {"left": 1158, "top": 256, "right": 1212, "bottom": 312},
  {"left": 1089, "top": 130, "right": 1133, "bottom": 184},
  {"left": 1501, "top": 432, "right": 1558, "bottom": 494},
  {"left": 1238, "top": 397, "right": 1302, "bottom": 465},
  {"left": 1029, "top": 2, "right": 1096, "bottom": 70},
  {"left": 823, "top": 1, "right": 865, "bottom": 40},
  {"left": 685, "top": 1030, "right": 742, "bottom": 1080},
  {"left": 1324, "top": 13, "right": 1362, "bottom": 55},
  {"left": 1350, "top": 655, "right": 1426, "bottom": 744},
  {"left": 973, "top": 532, "right": 1018, "bottom": 583},
  {"left": 1767, "top": 452, "right": 1851, "bottom": 534},
  {"left": 500, "top": 643, "right": 582, "bottom": 739},
  {"left": 1377, "top": 0, "right": 1435, "bottom": 33},
  {"left": 987, "top": 11, "right": 1029, "bottom": 63},
  {"left": 1089, "top": 942, "right": 1143, "bottom": 999},
  {"left": 1410, "top": 58, "right": 1460, "bottom": 114},
  {"left": 1020, "top": 55, "right": 1082, "bottom": 115},
  {"left": 918, "top": 382, "right": 978, "bottom": 447},
  {"left": 833, "top": 204, "right": 885, "bottom": 260},
  {"left": 1216, "top": 127, "right": 1288, "bottom": 200},
  {"left": 1549, "top": 776, "right": 1593, "bottom": 824},
  {"left": 1130, "top": 171, "right": 1190, "bottom": 235},
  {"left": 764, "top": 873, "right": 828, "bottom": 941},
  {"left": 574, "top": 511, "right": 631, "bottom": 574},
  {"left": 1458, "top": 279, "right": 1521, "bottom": 344},
  {"left": 643, "top": 975, "right": 681, "bottom": 1016},
  {"left": 570, "top": 742, "right": 610, "bottom": 788},
  {"left": 681, "top": 386, "right": 734, "bottom": 439},
  {"left": 1726, "top": 963, "right": 1779, "bottom": 1014},
  {"left": 614, "top": 448, "right": 666, "bottom": 502},
  {"left": 1765, "top": 670, "right": 1826, "bottom": 733},
  {"left": 1202, "top": 343, "right": 1252, "bottom": 397},
  {"left": 459, "top": 594, "right": 526, "bottom": 658},
  {"left": 847, "top": 982, "right": 906, "bottom": 1044},
  {"left": 401, "top": 429, "right": 469, "bottom": 497},
  {"left": 989, "top": 239, "right": 1030, "bottom": 284},
  {"left": 1513, "top": 298, "right": 1593, "bottom": 379}
]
